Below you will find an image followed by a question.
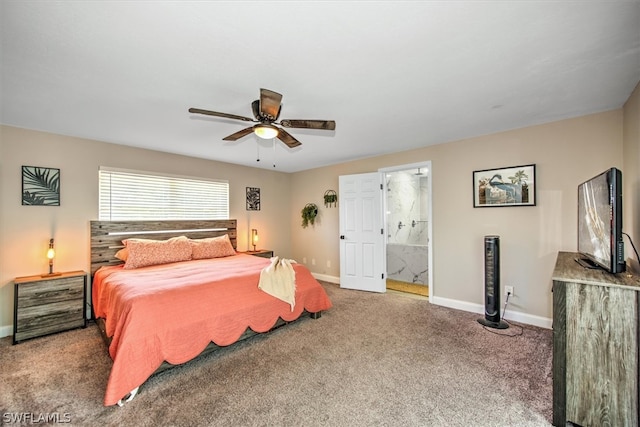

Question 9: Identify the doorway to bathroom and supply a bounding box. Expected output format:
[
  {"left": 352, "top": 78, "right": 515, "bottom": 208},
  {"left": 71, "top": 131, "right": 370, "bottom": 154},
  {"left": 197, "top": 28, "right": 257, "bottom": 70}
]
[{"left": 380, "top": 161, "right": 432, "bottom": 299}]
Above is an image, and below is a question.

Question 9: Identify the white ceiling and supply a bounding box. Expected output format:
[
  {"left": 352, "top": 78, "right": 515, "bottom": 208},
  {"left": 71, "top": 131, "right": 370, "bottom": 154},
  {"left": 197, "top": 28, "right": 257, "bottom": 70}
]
[{"left": 1, "top": 1, "right": 639, "bottom": 173}]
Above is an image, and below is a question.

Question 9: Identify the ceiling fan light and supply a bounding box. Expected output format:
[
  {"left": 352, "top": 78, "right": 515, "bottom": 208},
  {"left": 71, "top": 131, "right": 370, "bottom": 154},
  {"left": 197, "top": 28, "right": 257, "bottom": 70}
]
[{"left": 254, "top": 124, "right": 279, "bottom": 139}]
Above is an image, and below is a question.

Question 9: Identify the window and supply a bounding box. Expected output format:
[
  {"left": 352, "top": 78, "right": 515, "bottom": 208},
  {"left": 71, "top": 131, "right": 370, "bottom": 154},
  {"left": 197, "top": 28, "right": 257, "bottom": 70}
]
[{"left": 99, "top": 167, "right": 229, "bottom": 220}]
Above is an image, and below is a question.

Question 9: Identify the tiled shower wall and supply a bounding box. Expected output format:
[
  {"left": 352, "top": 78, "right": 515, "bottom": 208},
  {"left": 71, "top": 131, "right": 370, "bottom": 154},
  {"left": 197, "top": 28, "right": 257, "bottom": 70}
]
[{"left": 386, "top": 171, "right": 429, "bottom": 285}]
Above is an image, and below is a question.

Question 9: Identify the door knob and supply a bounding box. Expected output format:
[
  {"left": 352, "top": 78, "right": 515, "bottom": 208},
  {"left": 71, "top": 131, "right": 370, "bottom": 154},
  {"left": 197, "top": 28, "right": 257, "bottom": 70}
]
[{"left": 340, "top": 235, "right": 345, "bottom": 239}]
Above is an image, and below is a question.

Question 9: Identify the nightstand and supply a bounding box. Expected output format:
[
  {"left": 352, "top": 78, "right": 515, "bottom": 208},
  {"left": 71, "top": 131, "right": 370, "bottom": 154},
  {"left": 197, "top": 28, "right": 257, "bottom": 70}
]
[
  {"left": 244, "top": 250, "right": 274, "bottom": 259},
  {"left": 13, "top": 270, "right": 87, "bottom": 344}
]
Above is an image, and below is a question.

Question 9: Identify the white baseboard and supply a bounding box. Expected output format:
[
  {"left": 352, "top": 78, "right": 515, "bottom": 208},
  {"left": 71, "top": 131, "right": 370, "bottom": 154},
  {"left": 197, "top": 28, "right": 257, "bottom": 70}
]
[
  {"left": 4, "top": 274, "right": 335, "bottom": 340},
  {"left": 0, "top": 285, "right": 550, "bottom": 337},
  {"left": 430, "top": 296, "right": 552, "bottom": 329},
  {"left": 312, "top": 273, "right": 340, "bottom": 284},
  {"left": 0, "top": 325, "right": 13, "bottom": 339},
  {"left": 315, "top": 275, "right": 551, "bottom": 329}
]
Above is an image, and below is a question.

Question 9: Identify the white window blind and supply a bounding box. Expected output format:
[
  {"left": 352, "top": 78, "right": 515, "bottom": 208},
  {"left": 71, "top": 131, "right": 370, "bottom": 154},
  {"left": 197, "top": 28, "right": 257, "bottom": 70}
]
[{"left": 99, "top": 168, "right": 229, "bottom": 220}]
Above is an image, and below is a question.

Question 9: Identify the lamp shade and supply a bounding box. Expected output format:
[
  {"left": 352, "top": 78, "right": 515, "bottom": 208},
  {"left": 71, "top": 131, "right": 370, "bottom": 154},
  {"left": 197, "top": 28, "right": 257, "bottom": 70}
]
[
  {"left": 46, "top": 238, "right": 55, "bottom": 275},
  {"left": 254, "top": 124, "right": 279, "bottom": 139},
  {"left": 251, "top": 229, "right": 258, "bottom": 251}
]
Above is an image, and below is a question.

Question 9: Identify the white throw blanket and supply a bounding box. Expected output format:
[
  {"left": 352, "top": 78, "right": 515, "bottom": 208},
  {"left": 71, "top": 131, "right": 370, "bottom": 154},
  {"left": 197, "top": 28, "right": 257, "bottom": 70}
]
[{"left": 258, "top": 257, "right": 296, "bottom": 311}]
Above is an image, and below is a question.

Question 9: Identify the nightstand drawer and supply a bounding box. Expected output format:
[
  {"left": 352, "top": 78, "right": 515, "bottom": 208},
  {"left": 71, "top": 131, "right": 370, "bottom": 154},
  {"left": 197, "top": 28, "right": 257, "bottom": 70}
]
[
  {"left": 17, "top": 276, "right": 84, "bottom": 308},
  {"left": 245, "top": 250, "right": 274, "bottom": 259},
  {"left": 15, "top": 301, "right": 85, "bottom": 342},
  {"left": 13, "top": 271, "right": 87, "bottom": 344}
]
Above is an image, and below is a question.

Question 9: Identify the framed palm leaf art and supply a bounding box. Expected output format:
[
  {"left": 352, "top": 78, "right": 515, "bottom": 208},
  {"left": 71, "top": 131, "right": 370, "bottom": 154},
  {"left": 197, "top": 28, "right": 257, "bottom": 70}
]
[{"left": 22, "top": 166, "right": 60, "bottom": 206}]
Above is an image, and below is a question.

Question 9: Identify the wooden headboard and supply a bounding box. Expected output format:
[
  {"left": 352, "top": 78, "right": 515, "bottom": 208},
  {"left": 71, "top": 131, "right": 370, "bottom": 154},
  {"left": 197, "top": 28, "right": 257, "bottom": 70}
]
[{"left": 90, "top": 219, "right": 237, "bottom": 275}]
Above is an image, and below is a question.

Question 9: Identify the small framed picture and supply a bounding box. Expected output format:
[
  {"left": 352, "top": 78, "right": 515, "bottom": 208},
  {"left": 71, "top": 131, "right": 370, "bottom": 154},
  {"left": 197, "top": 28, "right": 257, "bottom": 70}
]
[
  {"left": 246, "top": 187, "right": 260, "bottom": 211},
  {"left": 473, "top": 164, "right": 536, "bottom": 207},
  {"left": 22, "top": 165, "right": 60, "bottom": 206}
]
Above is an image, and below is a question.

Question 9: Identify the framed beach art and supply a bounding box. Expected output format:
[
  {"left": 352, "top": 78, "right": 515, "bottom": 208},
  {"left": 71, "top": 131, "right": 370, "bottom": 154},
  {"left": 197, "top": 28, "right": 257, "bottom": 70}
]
[{"left": 473, "top": 164, "right": 536, "bottom": 207}]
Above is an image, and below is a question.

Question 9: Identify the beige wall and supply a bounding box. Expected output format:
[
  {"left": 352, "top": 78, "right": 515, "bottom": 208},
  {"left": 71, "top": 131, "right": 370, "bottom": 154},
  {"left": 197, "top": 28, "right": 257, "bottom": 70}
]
[
  {"left": 0, "top": 125, "right": 293, "bottom": 330},
  {"left": 1, "top": 94, "right": 638, "bottom": 332},
  {"left": 290, "top": 110, "right": 626, "bottom": 322},
  {"left": 623, "top": 82, "right": 640, "bottom": 272}
]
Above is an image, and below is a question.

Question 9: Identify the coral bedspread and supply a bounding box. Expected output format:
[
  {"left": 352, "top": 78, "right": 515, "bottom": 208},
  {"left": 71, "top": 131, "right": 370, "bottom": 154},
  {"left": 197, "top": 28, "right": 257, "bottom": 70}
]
[{"left": 92, "top": 253, "right": 332, "bottom": 406}]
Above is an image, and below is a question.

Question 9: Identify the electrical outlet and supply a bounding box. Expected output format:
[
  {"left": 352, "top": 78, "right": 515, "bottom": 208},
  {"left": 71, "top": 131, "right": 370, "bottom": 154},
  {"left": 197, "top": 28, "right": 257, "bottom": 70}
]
[
  {"left": 327, "top": 260, "right": 331, "bottom": 268},
  {"left": 505, "top": 286, "right": 514, "bottom": 297},
  {"left": 303, "top": 257, "right": 307, "bottom": 264},
  {"left": 311, "top": 258, "right": 316, "bottom": 266}
]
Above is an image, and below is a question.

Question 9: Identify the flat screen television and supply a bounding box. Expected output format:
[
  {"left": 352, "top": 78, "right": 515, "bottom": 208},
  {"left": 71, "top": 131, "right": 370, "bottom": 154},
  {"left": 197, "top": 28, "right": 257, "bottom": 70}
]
[{"left": 577, "top": 167, "right": 625, "bottom": 273}]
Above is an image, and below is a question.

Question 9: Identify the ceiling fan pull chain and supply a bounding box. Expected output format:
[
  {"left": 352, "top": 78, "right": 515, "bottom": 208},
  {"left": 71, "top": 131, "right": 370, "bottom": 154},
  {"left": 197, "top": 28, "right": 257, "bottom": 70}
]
[
  {"left": 273, "top": 138, "right": 276, "bottom": 168},
  {"left": 256, "top": 140, "right": 260, "bottom": 162}
]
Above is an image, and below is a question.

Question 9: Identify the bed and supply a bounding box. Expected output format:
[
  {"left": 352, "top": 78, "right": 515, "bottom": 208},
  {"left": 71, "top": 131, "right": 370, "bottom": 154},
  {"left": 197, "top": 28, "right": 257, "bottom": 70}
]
[{"left": 90, "top": 219, "right": 332, "bottom": 406}]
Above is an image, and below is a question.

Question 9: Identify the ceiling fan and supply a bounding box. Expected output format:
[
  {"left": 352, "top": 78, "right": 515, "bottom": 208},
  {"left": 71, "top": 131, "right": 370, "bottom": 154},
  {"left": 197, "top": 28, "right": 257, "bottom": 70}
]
[{"left": 189, "top": 88, "right": 336, "bottom": 148}]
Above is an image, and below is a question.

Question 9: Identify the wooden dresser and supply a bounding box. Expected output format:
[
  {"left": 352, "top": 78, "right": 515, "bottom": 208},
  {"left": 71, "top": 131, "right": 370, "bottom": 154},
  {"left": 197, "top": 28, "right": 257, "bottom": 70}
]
[
  {"left": 13, "top": 270, "right": 87, "bottom": 344},
  {"left": 552, "top": 251, "right": 640, "bottom": 426}
]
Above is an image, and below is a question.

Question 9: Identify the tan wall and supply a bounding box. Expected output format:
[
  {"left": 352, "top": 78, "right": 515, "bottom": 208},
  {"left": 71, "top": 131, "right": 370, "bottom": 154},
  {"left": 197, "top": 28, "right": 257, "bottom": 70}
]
[
  {"left": 290, "top": 110, "right": 625, "bottom": 320},
  {"left": 0, "top": 125, "right": 293, "bottom": 329},
  {"left": 623, "top": 82, "right": 640, "bottom": 272},
  {"left": 2, "top": 100, "right": 637, "bottom": 331}
]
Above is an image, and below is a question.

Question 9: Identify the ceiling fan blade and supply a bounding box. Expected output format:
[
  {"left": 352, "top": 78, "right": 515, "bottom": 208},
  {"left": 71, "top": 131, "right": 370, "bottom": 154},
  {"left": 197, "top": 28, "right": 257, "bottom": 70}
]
[
  {"left": 259, "top": 89, "right": 283, "bottom": 121},
  {"left": 251, "top": 100, "right": 261, "bottom": 120},
  {"left": 276, "top": 128, "right": 302, "bottom": 148},
  {"left": 189, "top": 108, "right": 255, "bottom": 123},
  {"left": 279, "top": 119, "right": 336, "bottom": 131},
  {"left": 222, "top": 126, "right": 256, "bottom": 141}
]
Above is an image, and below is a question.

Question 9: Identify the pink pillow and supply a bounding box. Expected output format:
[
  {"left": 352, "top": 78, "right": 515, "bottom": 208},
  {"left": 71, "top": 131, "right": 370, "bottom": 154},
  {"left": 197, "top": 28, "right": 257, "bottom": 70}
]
[
  {"left": 116, "top": 236, "right": 169, "bottom": 262},
  {"left": 189, "top": 234, "right": 236, "bottom": 259},
  {"left": 115, "top": 247, "right": 128, "bottom": 261},
  {"left": 122, "top": 236, "right": 192, "bottom": 269}
]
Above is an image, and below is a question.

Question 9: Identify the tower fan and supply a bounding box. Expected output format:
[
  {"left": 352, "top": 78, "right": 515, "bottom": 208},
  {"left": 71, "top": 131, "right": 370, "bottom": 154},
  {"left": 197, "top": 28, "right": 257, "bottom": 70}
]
[{"left": 477, "top": 235, "right": 508, "bottom": 329}]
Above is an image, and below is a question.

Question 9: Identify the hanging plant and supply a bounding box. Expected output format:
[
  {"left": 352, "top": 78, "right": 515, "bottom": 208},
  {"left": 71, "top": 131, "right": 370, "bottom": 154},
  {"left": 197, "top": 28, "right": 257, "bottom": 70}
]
[
  {"left": 323, "top": 190, "right": 337, "bottom": 208},
  {"left": 301, "top": 203, "right": 319, "bottom": 228}
]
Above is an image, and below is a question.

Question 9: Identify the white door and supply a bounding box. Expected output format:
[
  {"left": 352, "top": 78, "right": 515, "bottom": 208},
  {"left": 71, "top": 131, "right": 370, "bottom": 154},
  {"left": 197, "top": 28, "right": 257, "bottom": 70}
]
[{"left": 339, "top": 173, "right": 385, "bottom": 292}]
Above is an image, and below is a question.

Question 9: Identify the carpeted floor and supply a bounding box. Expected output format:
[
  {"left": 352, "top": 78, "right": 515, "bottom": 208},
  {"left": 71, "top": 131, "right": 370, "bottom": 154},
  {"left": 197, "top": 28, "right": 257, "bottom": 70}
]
[
  {"left": 0, "top": 281, "right": 553, "bottom": 426},
  {"left": 386, "top": 279, "right": 429, "bottom": 297}
]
